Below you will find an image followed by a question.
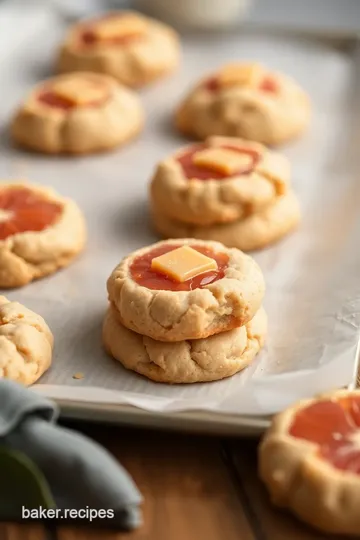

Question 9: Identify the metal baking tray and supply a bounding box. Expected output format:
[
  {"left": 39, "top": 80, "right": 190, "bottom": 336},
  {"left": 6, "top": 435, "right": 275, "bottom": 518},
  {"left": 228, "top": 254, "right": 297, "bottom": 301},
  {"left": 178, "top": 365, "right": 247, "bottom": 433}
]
[{"left": 2, "top": 3, "right": 360, "bottom": 435}]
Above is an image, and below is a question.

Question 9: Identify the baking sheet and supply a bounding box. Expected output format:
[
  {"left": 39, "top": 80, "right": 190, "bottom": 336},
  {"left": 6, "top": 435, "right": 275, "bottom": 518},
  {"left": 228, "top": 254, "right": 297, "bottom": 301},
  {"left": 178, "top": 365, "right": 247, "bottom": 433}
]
[{"left": 1, "top": 6, "right": 360, "bottom": 419}]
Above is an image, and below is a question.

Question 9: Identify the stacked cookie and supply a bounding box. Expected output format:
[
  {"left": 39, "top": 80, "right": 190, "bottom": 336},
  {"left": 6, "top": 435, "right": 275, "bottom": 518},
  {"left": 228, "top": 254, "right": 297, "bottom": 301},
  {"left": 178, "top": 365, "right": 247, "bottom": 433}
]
[
  {"left": 150, "top": 137, "right": 300, "bottom": 251},
  {"left": 103, "top": 239, "right": 267, "bottom": 383}
]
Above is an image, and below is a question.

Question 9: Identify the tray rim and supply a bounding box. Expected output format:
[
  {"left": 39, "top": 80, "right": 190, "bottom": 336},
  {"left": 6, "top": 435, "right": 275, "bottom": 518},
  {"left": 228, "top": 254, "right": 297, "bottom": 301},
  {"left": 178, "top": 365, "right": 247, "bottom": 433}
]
[
  {"left": 55, "top": 31, "right": 360, "bottom": 435},
  {"left": 57, "top": 399, "right": 271, "bottom": 436},
  {"left": 3, "top": 3, "right": 360, "bottom": 436}
]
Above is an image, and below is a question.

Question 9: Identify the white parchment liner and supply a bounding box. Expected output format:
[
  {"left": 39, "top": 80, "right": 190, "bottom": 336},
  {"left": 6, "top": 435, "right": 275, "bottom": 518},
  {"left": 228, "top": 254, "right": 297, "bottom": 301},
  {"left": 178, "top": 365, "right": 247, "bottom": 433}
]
[{"left": 1, "top": 9, "right": 359, "bottom": 416}]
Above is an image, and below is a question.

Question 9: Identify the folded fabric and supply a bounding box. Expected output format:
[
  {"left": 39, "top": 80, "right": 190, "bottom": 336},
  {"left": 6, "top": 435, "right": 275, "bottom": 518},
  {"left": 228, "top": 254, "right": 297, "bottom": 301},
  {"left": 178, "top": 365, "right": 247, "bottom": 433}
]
[{"left": 0, "top": 379, "right": 142, "bottom": 529}]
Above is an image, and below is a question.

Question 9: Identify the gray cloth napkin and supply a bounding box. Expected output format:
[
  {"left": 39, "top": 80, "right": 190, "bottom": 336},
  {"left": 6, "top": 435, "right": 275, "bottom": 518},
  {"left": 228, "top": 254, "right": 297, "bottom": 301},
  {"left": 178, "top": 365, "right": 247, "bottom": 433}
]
[{"left": 0, "top": 379, "right": 142, "bottom": 529}]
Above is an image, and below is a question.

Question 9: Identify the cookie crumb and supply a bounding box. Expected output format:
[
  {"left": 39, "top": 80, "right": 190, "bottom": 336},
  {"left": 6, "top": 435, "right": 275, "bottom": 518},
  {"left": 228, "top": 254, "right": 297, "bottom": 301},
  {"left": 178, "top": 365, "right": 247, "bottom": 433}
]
[{"left": 72, "top": 372, "right": 84, "bottom": 380}]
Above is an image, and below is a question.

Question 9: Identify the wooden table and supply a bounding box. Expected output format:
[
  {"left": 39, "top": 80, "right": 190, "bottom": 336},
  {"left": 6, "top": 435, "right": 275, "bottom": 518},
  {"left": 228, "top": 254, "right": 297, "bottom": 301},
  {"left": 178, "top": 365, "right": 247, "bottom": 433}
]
[{"left": 0, "top": 422, "right": 337, "bottom": 540}]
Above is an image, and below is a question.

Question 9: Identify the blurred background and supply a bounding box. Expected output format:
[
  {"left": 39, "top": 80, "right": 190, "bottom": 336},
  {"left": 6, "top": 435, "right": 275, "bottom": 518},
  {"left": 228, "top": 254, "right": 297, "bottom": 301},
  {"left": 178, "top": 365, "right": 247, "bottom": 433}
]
[{"left": 2, "top": 0, "right": 360, "bottom": 34}]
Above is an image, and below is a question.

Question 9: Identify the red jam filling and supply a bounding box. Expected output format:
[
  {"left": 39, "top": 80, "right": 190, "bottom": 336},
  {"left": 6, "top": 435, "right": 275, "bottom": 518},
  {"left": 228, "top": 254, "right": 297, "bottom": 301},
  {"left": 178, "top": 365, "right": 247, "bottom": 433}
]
[
  {"left": 259, "top": 75, "right": 279, "bottom": 94},
  {"left": 289, "top": 396, "right": 360, "bottom": 473},
  {"left": 37, "top": 84, "right": 108, "bottom": 111},
  {"left": 130, "top": 244, "right": 229, "bottom": 291},
  {"left": 79, "top": 14, "right": 144, "bottom": 47},
  {"left": 205, "top": 76, "right": 221, "bottom": 92},
  {"left": 0, "top": 187, "right": 63, "bottom": 240},
  {"left": 176, "top": 144, "right": 260, "bottom": 180},
  {"left": 37, "top": 91, "right": 77, "bottom": 110},
  {"left": 81, "top": 29, "right": 141, "bottom": 46},
  {"left": 205, "top": 74, "right": 279, "bottom": 95}
]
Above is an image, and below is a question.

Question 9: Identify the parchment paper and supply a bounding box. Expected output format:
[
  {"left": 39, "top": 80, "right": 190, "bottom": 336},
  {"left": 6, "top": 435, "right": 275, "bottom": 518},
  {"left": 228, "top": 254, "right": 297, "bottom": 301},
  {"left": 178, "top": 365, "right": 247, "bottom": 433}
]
[{"left": 2, "top": 7, "right": 360, "bottom": 416}]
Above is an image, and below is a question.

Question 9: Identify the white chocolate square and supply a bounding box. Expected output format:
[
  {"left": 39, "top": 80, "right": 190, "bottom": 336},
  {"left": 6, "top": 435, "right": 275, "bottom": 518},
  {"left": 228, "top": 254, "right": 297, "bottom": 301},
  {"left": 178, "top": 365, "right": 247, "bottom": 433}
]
[
  {"left": 218, "top": 63, "right": 263, "bottom": 88},
  {"left": 193, "top": 148, "right": 254, "bottom": 175},
  {"left": 52, "top": 79, "right": 105, "bottom": 105},
  {"left": 93, "top": 14, "right": 147, "bottom": 40},
  {"left": 151, "top": 246, "right": 218, "bottom": 282}
]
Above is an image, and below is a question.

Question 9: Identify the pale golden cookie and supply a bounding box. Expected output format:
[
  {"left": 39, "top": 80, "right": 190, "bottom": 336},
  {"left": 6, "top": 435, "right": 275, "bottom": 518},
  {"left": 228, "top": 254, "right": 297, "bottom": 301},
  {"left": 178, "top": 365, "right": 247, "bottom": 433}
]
[
  {"left": 57, "top": 11, "right": 180, "bottom": 88},
  {"left": 0, "top": 296, "right": 53, "bottom": 385},
  {"left": 103, "top": 304, "right": 267, "bottom": 383},
  {"left": 259, "top": 389, "right": 360, "bottom": 536},
  {"left": 151, "top": 136, "right": 290, "bottom": 226},
  {"left": 107, "top": 239, "right": 265, "bottom": 342},
  {"left": 11, "top": 72, "right": 144, "bottom": 154},
  {"left": 0, "top": 182, "right": 86, "bottom": 288},
  {"left": 176, "top": 62, "right": 310, "bottom": 145},
  {"left": 152, "top": 191, "right": 300, "bottom": 251}
]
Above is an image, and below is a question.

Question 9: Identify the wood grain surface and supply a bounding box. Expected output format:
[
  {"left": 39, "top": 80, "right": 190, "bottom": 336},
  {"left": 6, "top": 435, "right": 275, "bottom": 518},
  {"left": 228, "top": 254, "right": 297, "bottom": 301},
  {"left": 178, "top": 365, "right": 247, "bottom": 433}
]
[{"left": 0, "top": 422, "right": 350, "bottom": 540}]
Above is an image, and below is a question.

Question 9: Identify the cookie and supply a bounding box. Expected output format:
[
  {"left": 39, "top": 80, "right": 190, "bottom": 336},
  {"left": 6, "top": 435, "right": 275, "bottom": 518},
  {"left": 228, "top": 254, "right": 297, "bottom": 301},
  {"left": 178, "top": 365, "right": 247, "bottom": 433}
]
[
  {"left": 107, "top": 239, "right": 265, "bottom": 342},
  {"left": 0, "top": 182, "right": 86, "bottom": 288},
  {"left": 150, "top": 136, "right": 290, "bottom": 226},
  {"left": 152, "top": 191, "right": 300, "bottom": 251},
  {"left": 0, "top": 296, "right": 53, "bottom": 385},
  {"left": 259, "top": 389, "right": 360, "bottom": 536},
  {"left": 57, "top": 11, "right": 180, "bottom": 88},
  {"left": 176, "top": 62, "right": 310, "bottom": 145},
  {"left": 103, "top": 304, "right": 267, "bottom": 383},
  {"left": 11, "top": 72, "right": 143, "bottom": 154}
]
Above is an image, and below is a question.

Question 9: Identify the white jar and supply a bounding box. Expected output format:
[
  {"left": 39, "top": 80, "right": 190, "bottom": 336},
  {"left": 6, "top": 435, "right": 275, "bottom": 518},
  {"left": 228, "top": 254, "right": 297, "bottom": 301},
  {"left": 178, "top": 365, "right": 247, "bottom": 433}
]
[{"left": 135, "top": 0, "right": 252, "bottom": 29}]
